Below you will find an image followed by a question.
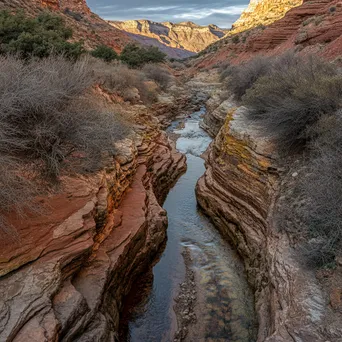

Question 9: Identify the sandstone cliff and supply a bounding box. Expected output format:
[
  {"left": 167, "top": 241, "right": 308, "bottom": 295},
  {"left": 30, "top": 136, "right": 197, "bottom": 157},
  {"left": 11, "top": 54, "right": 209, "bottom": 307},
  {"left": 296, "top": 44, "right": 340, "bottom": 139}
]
[
  {"left": 231, "top": 0, "right": 302, "bottom": 34},
  {"left": 110, "top": 20, "right": 228, "bottom": 55},
  {"left": 0, "top": 88, "right": 189, "bottom": 340},
  {"left": 196, "top": 97, "right": 342, "bottom": 341},
  {"left": 196, "top": 0, "right": 342, "bottom": 68}
]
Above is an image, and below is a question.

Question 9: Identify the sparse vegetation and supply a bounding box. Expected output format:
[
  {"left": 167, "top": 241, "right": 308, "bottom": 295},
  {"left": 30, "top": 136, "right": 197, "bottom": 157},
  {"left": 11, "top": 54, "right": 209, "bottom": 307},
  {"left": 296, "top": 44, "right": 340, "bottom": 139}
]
[
  {"left": 0, "top": 10, "right": 85, "bottom": 59},
  {"left": 226, "top": 52, "right": 342, "bottom": 267},
  {"left": 0, "top": 55, "right": 128, "bottom": 232},
  {"left": 242, "top": 54, "right": 342, "bottom": 152},
  {"left": 93, "top": 61, "right": 158, "bottom": 104},
  {"left": 220, "top": 55, "right": 271, "bottom": 100}
]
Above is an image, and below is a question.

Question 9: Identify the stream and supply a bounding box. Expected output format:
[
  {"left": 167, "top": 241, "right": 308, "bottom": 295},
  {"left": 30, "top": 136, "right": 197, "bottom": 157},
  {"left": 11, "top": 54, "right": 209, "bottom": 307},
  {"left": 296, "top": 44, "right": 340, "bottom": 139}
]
[{"left": 120, "top": 108, "right": 257, "bottom": 341}]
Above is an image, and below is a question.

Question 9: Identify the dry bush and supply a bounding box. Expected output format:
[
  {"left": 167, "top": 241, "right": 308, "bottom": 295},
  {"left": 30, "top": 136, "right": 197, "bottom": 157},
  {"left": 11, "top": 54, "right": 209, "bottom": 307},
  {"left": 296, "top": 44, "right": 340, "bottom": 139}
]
[
  {"left": 242, "top": 54, "right": 342, "bottom": 152},
  {"left": 297, "top": 114, "right": 342, "bottom": 266},
  {"left": 94, "top": 61, "right": 158, "bottom": 105},
  {"left": 142, "top": 64, "right": 172, "bottom": 91},
  {"left": 220, "top": 55, "right": 272, "bottom": 100},
  {"left": 0, "top": 55, "right": 128, "bottom": 233}
]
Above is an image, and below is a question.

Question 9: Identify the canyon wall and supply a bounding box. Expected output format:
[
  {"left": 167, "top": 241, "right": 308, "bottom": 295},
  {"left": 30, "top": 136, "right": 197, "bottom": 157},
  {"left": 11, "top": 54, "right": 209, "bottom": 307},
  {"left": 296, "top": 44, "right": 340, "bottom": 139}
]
[
  {"left": 0, "top": 103, "right": 186, "bottom": 341},
  {"left": 196, "top": 102, "right": 341, "bottom": 341},
  {"left": 110, "top": 20, "right": 228, "bottom": 54},
  {"left": 197, "top": 0, "right": 342, "bottom": 68}
]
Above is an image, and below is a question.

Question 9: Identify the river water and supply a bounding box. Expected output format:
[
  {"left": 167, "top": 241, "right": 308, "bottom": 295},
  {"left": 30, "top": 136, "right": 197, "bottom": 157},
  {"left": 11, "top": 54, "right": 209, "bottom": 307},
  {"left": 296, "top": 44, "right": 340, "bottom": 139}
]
[{"left": 120, "top": 108, "right": 257, "bottom": 341}]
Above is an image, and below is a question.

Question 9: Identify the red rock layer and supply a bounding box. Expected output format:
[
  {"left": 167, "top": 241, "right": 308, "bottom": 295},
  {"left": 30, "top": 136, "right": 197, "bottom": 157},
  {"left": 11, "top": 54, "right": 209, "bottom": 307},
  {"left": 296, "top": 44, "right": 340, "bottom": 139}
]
[
  {"left": 197, "top": 0, "right": 342, "bottom": 68},
  {"left": 0, "top": 114, "right": 186, "bottom": 341}
]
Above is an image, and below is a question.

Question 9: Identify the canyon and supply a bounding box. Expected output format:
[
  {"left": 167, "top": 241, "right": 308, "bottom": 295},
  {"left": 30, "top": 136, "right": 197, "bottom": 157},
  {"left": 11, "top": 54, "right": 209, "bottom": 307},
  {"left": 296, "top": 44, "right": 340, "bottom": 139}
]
[{"left": 0, "top": 0, "right": 341, "bottom": 341}]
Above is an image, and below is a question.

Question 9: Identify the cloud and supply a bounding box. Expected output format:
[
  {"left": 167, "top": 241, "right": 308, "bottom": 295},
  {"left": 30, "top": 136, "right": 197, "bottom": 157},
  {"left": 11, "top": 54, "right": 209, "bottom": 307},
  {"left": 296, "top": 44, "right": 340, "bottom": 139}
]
[{"left": 87, "top": 0, "right": 249, "bottom": 27}]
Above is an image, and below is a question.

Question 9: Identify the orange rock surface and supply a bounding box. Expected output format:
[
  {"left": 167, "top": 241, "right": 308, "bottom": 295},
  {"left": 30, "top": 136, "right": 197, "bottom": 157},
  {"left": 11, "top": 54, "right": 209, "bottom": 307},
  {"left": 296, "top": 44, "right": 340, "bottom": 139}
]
[{"left": 196, "top": 0, "right": 342, "bottom": 68}]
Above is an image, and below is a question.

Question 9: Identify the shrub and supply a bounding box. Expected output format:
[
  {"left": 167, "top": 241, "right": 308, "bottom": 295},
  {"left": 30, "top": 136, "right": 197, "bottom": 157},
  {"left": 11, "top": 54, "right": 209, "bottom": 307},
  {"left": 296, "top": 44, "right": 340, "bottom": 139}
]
[
  {"left": 0, "top": 55, "right": 129, "bottom": 233},
  {"left": 329, "top": 6, "right": 336, "bottom": 12},
  {"left": 91, "top": 44, "right": 118, "bottom": 62},
  {"left": 120, "top": 43, "right": 166, "bottom": 68},
  {"left": 93, "top": 61, "right": 158, "bottom": 105},
  {"left": 232, "top": 35, "right": 240, "bottom": 44},
  {"left": 297, "top": 114, "right": 342, "bottom": 266},
  {"left": 142, "top": 64, "right": 171, "bottom": 90},
  {"left": 242, "top": 54, "right": 342, "bottom": 151},
  {"left": 0, "top": 55, "right": 128, "bottom": 223},
  {"left": 0, "top": 10, "right": 84, "bottom": 59},
  {"left": 221, "top": 55, "right": 271, "bottom": 100}
]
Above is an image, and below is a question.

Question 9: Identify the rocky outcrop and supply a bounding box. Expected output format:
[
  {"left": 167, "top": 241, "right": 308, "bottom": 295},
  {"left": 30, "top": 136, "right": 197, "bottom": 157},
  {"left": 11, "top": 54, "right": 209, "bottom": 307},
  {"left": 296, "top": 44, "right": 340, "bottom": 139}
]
[
  {"left": 110, "top": 20, "right": 228, "bottom": 54},
  {"left": 196, "top": 0, "right": 342, "bottom": 68},
  {"left": 0, "top": 115, "right": 186, "bottom": 341},
  {"left": 196, "top": 105, "right": 340, "bottom": 341},
  {"left": 231, "top": 0, "right": 302, "bottom": 34}
]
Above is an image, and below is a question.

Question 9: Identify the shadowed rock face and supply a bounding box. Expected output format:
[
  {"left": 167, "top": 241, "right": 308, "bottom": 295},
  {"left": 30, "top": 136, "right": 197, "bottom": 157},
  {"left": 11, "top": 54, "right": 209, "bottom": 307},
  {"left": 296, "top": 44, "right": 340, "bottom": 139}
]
[
  {"left": 110, "top": 20, "right": 229, "bottom": 54},
  {"left": 196, "top": 98, "right": 341, "bottom": 341}
]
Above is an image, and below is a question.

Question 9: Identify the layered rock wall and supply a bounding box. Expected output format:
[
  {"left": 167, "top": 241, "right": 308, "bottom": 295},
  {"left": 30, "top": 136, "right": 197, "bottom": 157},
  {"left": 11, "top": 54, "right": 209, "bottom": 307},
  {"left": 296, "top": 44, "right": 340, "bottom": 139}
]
[
  {"left": 196, "top": 106, "right": 337, "bottom": 341},
  {"left": 0, "top": 127, "right": 185, "bottom": 341}
]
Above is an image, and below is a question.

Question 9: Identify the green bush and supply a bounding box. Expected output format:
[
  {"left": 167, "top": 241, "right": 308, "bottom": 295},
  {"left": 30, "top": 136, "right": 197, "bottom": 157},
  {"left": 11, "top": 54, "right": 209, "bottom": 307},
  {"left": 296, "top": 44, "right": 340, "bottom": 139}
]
[
  {"left": 91, "top": 44, "right": 118, "bottom": 62},
  {"left": 120, "top": 43, "right": 166, "bottom": 68},
  {"left": 0, "top": 10, "right": 84, "bottom": 59},
  {"left": 232, "top": 35, "right": 240, "bottom": 44}
]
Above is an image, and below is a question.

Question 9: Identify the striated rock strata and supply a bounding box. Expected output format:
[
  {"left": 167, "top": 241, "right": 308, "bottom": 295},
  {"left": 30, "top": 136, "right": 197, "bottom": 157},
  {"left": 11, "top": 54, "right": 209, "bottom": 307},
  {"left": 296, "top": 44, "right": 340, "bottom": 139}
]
[
  {"left": 197, "top": 0, "right": 342, "bottom": 69},
  {"left": 196, "top": 106, "right": 340, "bottom": 341},
  {"left": 0, "top": 125, "right": 186, "bottom": 341}
]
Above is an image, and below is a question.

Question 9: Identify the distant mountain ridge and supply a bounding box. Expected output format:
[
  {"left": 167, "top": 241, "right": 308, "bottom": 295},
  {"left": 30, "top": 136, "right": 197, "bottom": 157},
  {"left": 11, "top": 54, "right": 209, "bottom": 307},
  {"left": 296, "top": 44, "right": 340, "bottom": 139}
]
[{"left": 110, "top": 20, "right": 229, "bottom": 57}]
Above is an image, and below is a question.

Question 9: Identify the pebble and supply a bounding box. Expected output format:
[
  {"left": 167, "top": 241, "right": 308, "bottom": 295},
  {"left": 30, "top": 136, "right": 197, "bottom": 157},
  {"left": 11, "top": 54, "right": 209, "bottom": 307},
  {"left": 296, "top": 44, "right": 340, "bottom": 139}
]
[{"left": 292, "top": 172, "right": 298, "bottom": 177}]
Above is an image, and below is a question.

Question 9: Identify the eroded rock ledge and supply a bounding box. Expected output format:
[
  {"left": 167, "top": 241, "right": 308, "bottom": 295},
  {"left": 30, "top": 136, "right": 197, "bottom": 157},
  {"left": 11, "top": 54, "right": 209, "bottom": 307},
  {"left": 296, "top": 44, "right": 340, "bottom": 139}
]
[
  {"left": 196, "top": 106, "right": 340, "bottom": 341},
  {"left": 0, "top": 121, "right": 186, "bottom": 341}
]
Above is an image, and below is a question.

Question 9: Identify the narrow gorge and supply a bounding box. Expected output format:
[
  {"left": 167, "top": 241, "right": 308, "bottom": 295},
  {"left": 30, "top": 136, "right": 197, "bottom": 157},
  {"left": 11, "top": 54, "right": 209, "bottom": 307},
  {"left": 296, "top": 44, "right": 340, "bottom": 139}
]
[{"left": 0, "top": 0, "right": 341, "bottom": 341}]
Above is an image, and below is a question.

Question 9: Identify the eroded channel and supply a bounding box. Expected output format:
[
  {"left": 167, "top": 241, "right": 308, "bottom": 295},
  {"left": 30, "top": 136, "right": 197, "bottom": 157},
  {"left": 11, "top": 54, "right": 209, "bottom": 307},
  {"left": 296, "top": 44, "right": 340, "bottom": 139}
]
[{"left": 120, "top": 108, "right": 257, "bottom": 341}]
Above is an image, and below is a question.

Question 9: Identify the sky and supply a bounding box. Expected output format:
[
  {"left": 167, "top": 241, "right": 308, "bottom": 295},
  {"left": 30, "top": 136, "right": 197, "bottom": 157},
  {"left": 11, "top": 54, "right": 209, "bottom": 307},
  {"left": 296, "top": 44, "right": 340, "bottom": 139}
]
[{"left": 87, "top": 0, "right": 250, "bottom": 28}]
